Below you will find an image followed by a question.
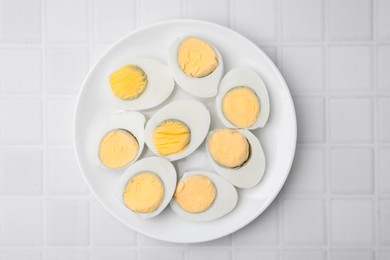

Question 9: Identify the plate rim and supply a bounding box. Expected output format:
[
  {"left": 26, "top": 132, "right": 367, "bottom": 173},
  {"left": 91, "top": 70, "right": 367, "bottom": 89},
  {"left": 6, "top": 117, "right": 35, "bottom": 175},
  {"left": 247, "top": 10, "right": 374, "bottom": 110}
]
[{"left": 73, "top": 19, "right": 297, "bottom": 243}]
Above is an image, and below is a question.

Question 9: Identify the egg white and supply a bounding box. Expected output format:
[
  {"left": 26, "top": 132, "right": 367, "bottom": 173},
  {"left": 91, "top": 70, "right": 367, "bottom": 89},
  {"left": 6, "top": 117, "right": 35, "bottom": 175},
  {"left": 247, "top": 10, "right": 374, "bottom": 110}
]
[
  {"left": 216, "top": 67, "right": 270, "bottom": 129},
  {"left": 116, "top": 156, "right": 177, "bottom": 218},
  {"left": 167, "top": 36, "right": 224, "bottom": 98},
  {"left": 144, "top": 100, "right": 211, "bottom": 161},
  {"left": 93, "top": 111, "right": 145, "bottom": 170},
  {"left": 107, "top": 58, "right": 175, "bottom": 110},
  {"left": 206, "top": 129, "right": 266, "bottom": 189},
  {"left": 170, "top": 171, "right": 238, "bottom": 222}
]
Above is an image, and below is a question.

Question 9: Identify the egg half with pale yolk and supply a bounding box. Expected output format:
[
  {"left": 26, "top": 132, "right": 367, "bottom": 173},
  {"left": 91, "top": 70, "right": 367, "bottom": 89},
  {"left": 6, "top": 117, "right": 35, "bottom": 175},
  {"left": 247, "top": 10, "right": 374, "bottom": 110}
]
[
  {"left": 167, "top": 36, "right": 224, "bottom": 98},
  {"left": 170, "top": 171, "right": 237, "bottom": 222}
]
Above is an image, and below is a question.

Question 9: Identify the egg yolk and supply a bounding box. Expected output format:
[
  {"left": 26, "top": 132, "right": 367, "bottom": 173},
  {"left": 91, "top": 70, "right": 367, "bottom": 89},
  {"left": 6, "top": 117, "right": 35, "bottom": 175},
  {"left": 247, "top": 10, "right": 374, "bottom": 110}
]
[
  {"left": 208, "top": 128, "right": 250, "bottom": 168},
  {"left": 123, "top": 172, "right": 164, "bottom": 213},
  {"left": 178, "top": 37, "right": 218, "bottom": 78},
  {"left": 99, "top": 129, "right": 138, "bottom": 169},
  {"left": 109, "top": 65, "right": 148, "bottom": 100},
  {"left": 152, "top": 120, "right": 191, "bottom": 156},
  {"left": 222, "top": 86, "right": 260, "bottom": 128},
  {"left": 174, "top": 175, "right": 216, "bottom": 213}
]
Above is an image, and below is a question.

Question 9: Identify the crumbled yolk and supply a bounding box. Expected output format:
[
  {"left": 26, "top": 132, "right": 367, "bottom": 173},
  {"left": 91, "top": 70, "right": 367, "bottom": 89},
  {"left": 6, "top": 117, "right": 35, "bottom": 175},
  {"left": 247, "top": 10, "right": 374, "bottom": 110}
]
[
  {"left": 222, "top": 86, "right": 260, "bottom": 128},
  {"left": 98, "top": 129, "right": 138, "bottom": 169},
  {"left": 208, "top": 128, "right": 250, "bottom": 168},
  {"left": 123, "top": 172, "right": 164, "bottom": 213},
  {"left": 109, "top": 65, "right": 148, "bottom": 100},
  {"left": 152, "top": 120, "right": 191, "bottom": 156},
  {"left": 178, "top": 37, "right": 218, "bottom": 78},
  {"left": 174, "top": 175, "right": 216, "bottom": 213}
]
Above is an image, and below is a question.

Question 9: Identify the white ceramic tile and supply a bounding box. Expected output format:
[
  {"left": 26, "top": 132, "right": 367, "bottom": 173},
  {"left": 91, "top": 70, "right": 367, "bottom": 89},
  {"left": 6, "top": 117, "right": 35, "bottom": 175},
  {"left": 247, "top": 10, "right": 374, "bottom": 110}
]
[
  {"left": 93, "top": 201, "right": 137, "bottom": 246},
  {"left": 92, "top": 249, "right": 137, "bottom": 260},
  {"left": 378, "top": 45, "right": 390, "bottom": 92},
  {"left": 47, "top": 97, "right": 76, "bottom": 145},
  {"left": 47, "top": 146, "right": 89, "bottom": 195},
  {"left": 0, "top": 0, "right": 41, "bottom": 43},
  {"left": 378, "top": 0, "right": 390, "bottom": 40},
  {"left": 283, "top": 199, "right": 326, "bottom": 245},
  {"left": 188, "top": 250, "right": 231, "bottom": 260},
  {"left": 284, "top": 147, "right": 325, "bottom": 194},
  {"left": 284, "top": 250, "right": 326, "bottom": 260},
  {"left": 233, "top": 0, "right": 277, "bottom": 43},
  {"left": 236, "top": 250, "right": 278, "bottom": 260},
  {"left": 378, "top": 148, "right": 390, "bottom": 194},
  {"left": 141, "top": 0, "right": 182, "bottom": 26},
  {"left": 1, "top": 49, "right": 42, "bottom": 94},
  {"left": 139, "top": 249, "right": 184, "bottom": 260},
  {"left": 329, "top": 0, "right": 372, "bottom": 41},
  {"left": 0, "top": 148, "right": 42, "bottom": 195},
  {"left": 330, "top": 199, "right": 374, "bottom": 245},
  {"left": 294, "top": 97, "right": 325, "bottom": 143},
  {"left": 0, "top": 98, "right": 42, "bottom": 145},
  {"left": 94, "top": 0, "right": 136, "bottom": 44},
  {"left": 330, "top": 98, "right": 373, "bottom": 143},
  {"left": 378, "top": 97, "right": 390, "bottom": 142},
  {"left": 379, "top": 200, "right": 390, "bottom": 245},
  {"left": 191, "top": 235, "right": 231, "bottom": 247},
  {"left": 139, "top": 234, "right": 181, "bottom": 247},
  {"left": 1, "top": 249, "right": 42, "bottom": 260},
  {"left": 330, "top": 148, "right": 374, "bottom": 194},
  {"left": 1, "top": 199, "right": 42, "bottom": 246},
  {"left": 379, "top": 251, "right": 390, "bottom": 260},
  {"left": 187, "top": 0, "right": 229, "bottom": 27},
  {"left": 330, "top": 46, "right": 372, "bottom": 92},
  {"left": 234, "top": 201, "right": 278, "bottom": 245},
  {"left": 93, "top": 46, "right": 109, "bottom": 63},
  {"left": 46, "top": 49, "right": 89, "bottom": 95},
  {"left": 329, "top": 250, "right": 374, "bottom": 260},
  {"left": 282, "top": 47, "right": 324, "bottom": 94},
  {"left": 46, "top": 199, "right": 90, "bottom": 246},
  {"left": 46, "top": 249, "right": 89, "bottom": 260},
  {"left": 46, "top": 0, "right": 88, "bottom": 44},
  {"left": 261, "top": 46, "right": 278, "bottom": 65},
  {"left": 282, "top": 0, "right": 323, "bottom": 41}
]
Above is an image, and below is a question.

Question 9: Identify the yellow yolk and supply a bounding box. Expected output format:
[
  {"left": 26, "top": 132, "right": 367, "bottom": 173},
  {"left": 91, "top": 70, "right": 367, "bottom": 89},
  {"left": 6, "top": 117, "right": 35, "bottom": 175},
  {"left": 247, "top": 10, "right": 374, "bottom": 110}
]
[
  {"left": 178, "top": 37, "right": 218, "bottom": 78},
  {"left": 222, "top": 86, "right": 260, "bottom": 128},
  {"left": 99, "top": 129, "right": 138, "bottom": 169},
  {"left": 109, "top": 65, "right": 148, "bottom": 100},
  {"left": 152, "top": 120, "right": 191, "bottom": 156},
  {"left": 174, "top": 175, "right": 216, "bottom": 213},
  {"left": 208, "top": 129, "right": 250, "bottom": 168},
  {"left": 123, "top": 172, "right": 164, "bottom": 213}
]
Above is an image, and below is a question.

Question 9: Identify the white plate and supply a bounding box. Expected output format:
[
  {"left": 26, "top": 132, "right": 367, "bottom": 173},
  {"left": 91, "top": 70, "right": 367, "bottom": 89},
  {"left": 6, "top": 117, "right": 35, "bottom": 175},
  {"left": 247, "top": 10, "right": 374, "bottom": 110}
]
[{"left": 74, "top": 20, "right": 297, "bottom": 243}]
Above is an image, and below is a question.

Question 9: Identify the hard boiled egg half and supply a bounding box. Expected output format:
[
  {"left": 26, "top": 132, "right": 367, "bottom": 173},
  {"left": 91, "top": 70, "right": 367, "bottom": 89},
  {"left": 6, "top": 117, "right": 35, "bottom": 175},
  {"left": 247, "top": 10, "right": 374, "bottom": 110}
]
[
  {"left": 170, "top": 171, "right": 238, "bottom": 222},
  {"left": 108, "top": 58, "right": 175, "bottom": 110},
  {"left": 216, "top": 67, "right": 270, "bottom": 129},
  {"left": 95, "top": 111, "right": 145, "bottom": 170},
  {"left": 167, "top": 36, "right": 224, "bottom": 98},
  {"left": 117, "top": 156, "right": 177, "bottom": 218},
  {"left": 144, "top": 100, "right": 210, "bottom": 161},
  {"left": 206, "top": 128, "right": 266, "bottom": 188}
]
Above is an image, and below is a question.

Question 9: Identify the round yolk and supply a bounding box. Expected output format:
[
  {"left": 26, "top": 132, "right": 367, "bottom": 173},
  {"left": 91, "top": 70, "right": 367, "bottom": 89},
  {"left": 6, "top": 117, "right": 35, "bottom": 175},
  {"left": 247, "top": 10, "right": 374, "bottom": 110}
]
[
  {"left": 208, "top": 128, "right": 250, "bottom": 168},
  {"left": 222, "top": 86, "right": 260, "bottom": 128},
  {"left": 109, "top": 65, "right": 148, "bottom": 100},
  {"left": 99, "top": 129, "right": 139, "bottom": 169},
  {"left": 177, "top": 37, "right": 218, "bottom": 78},
  {"left": 174, "top": 175, "right": 216, "bottom": 213},
  {"left": 152, "top": 120, "right": 191, "bottom": 156},
  {"left": 123, "top": 172, "right": 164, "bottom": 213}
]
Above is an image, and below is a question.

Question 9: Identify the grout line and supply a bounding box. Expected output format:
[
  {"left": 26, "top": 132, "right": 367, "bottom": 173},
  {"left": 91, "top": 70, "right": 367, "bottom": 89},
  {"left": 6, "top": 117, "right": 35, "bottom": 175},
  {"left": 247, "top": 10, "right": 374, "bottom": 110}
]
[
  {"left": 373, "top": 0, "right": 380, "bottom": 255},
  {"left": 324, "top": 0, "right": 331, "bottom": 258}
]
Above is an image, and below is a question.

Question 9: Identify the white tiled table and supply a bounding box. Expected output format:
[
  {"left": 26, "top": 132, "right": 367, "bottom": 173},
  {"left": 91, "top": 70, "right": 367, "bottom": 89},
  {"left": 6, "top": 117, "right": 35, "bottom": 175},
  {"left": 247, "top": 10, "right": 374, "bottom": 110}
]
[{"left": 0, "top": 0, "right": 389, "bottom": 259}]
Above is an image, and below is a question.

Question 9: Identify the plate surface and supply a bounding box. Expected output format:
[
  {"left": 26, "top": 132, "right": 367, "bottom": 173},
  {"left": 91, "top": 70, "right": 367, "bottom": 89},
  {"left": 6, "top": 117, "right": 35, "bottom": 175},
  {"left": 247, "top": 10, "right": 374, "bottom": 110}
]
[{"left": 74, "top": 20, "right": 297, "bottom": 243}]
